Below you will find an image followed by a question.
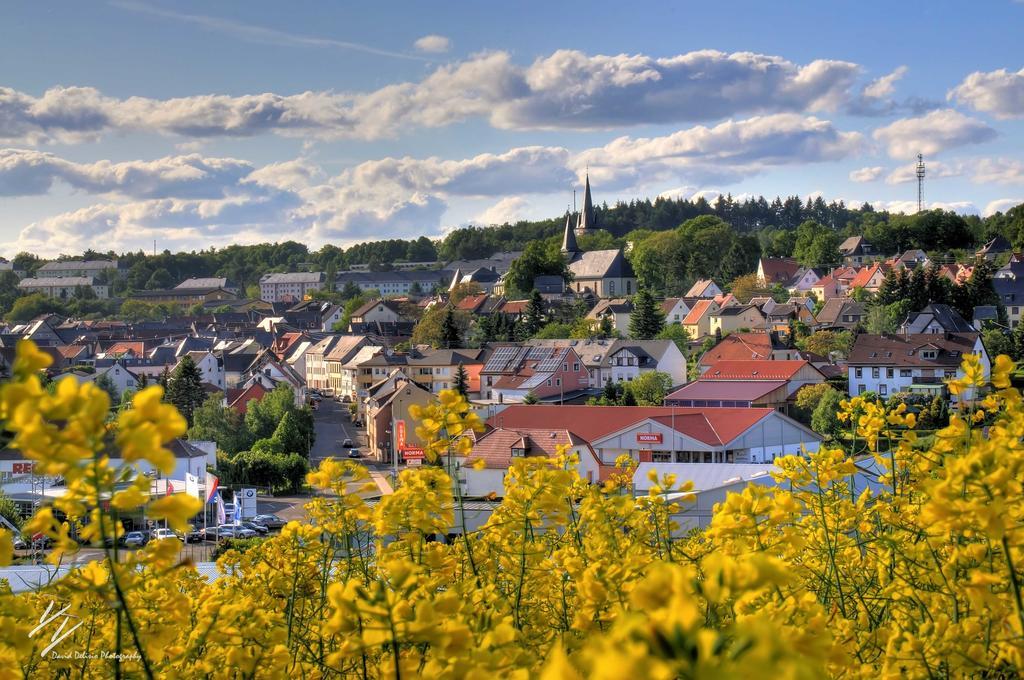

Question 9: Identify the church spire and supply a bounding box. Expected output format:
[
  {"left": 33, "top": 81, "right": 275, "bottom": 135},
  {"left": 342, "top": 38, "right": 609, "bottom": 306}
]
[
  {"left": 576, "top": 172, "right": 595, "bottom": 234},
  {"left": 561, "top": 209, "right": 578, "bottom": 255}
]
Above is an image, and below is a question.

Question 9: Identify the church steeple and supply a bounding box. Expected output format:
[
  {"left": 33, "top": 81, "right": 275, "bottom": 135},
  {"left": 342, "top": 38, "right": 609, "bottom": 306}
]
[
  {"left": 575, "top": 172, "right": 595, "bottom": 236},
  {"left": 561, "top": 210, "right": 578, "bottom": 255}
]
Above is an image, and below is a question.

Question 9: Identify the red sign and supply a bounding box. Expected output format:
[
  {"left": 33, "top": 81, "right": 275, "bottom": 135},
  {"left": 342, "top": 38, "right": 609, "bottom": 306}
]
[
  {"left": 402, "top": 447, "right": 425, "bottom": 460},
  {"left": 395, "top": 420, "right": 407, "bottom": 451},
  {"left": 636, "top": 432, "right": 663, "bottom": 444},
  {"left": 11, "top": 463, "right": 35, "bottom": 474}
]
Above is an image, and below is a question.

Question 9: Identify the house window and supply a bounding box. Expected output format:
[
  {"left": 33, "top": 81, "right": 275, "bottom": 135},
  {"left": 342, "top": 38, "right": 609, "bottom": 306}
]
[
  {"left": 609, "top": 281, "right": 615, "bottom": 295},
  {"left": 563, "top": 363, "right": 568, "bottom": 371},
  {"left": 879, "top": 384, "right": 888, "bottom": 396},
  {"left": 573, "top": 362, "right": 580, "bottom": 372},
  {"left": 900, "top": 369, "right": 911, "bottom": 377},
  {"left": 555, "top": 378, "right": 561, "bottom": 386},
  {"left": 872, "top": 367, "right": 879, "bottom": 379},
  {"left": 921, "top": 350, "right": 937, "bottom": 360},
  {"left": 855, "top": 368, "right": 862, "bottom": 378},
  {"left": 945, "top": 370, "right": 956, "bottom": 379},
  {"left": 886, "top": 368, "right": 894, "bottom": 379},
  {"left": 546, "top": 379, "right": 552, "bottom": 386},
  {"left": 511, "top": 447, "right": 525, "bottom": 458},
  {"left": 858, "top": 384, "right": 866, "bottom": 393}
]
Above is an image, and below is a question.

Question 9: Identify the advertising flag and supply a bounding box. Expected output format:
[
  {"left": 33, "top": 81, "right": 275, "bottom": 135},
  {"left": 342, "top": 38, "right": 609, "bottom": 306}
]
[
  {"left": 215, "top": 492, "right": 226, "bottom": 525},
  {"left": 205, "top": 472, "right": 220, "bottom": 504}
]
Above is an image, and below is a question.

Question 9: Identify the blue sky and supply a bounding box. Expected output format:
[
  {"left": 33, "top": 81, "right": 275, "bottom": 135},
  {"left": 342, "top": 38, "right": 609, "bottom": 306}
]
[{"left": 1, "top": 0, "right": 1022, "bottom": 257}]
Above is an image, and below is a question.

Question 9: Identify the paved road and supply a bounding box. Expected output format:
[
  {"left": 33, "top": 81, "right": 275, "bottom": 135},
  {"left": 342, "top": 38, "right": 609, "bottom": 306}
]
[{"left": 310, "top": 398, "right": 364, "bottom": 465}]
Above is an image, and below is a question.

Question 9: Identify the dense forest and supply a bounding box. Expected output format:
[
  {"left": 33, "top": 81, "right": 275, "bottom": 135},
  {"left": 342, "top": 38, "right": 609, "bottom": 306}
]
[{"left": 5, "top": 193, "right": 1023, "bottom": 304}]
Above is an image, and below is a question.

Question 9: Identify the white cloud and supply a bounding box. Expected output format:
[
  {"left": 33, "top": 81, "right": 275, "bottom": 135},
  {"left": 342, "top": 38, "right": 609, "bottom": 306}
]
[
  {"left": 414, "top": 35, "right": 451, "bottom": 54},
  {"left": 857, "top": 199, "right": 978, "bottom": 215},
  {"left": 949, "top": 66, "right": 1024, "bottom": 119},
  {"left": 863, "top": 66, "right": 908, "bottom": 99},
  {"left": 574, "top": 113, "right": 863, "bottom": 188},
  {"left": 885, "top": 159, "right": 963, "bottom": 185},
  {"left": 474, "top": 197, "right": 530, "bottom": 225},
  {"left": 872, "top": 109, "right": 996, "bottom": 159},
  {"left": 0, "top": 48, "right": 885, "bottom": 143},
  {"left": 972, "top": 158, "right": 1024, "bottom": 185},
  {"left": 657, "top": 186, "right": 698, "bottom": 200},
  {"left": 983, "top": 198, "right": 1023, "bottom": 217},
  {"left": 849, "top": 166, "right": 883, "bottom": 182},
  {"left": 0, "top": 148, "right": 256, "bottom": 198}
]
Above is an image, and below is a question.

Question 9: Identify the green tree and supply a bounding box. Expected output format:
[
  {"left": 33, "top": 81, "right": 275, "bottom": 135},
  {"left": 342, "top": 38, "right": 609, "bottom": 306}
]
[
  {"left": 655, "top": 323, "right": 690, "bottom": 354},
  {"left": 811, "top": 388, "right": 845, "bottom": 440},
  {"left": 519, "top": 290, "right": 546, "bottom": 339},
  {"left": 794, "top": 384, "right": 839, "bottom": 425},
  {"left": 145, "top": 267, "right": 174, "bottom": 290},
  {"left": 440, "top": 306, "right": 462, "bottom": 349},
  {"left": 188, "top": 395, "right": 253, "bottom": 455},
  {"left": 0, "top": 493, "right": 21, "bottom": 530},
  {"left": 5, "top": 293, "right": 67, "bottom": 322},
  {"left": 411, "top": 306, "right": 471, "bottom": 348},
  {"left": 522, "top": 391, "right": 539, "bottom": 405},
  {"left": 453, "top": 363, "right": 469, "bottom": 397},
  {"left": 628, "top": 289, "right": 665, "bottom": 340},
  {"left": 166, "top": 355, "right": 207, "bottom": 427},
  {"left": 504, "top": 240, "right": 571, "bottom": 297},
  {"left": 623, "top": 371, "right": 673, "bottom": 406},
  {"left": 94, "top": 373, "right": 119, "bottom": 403},
  {"left": 983, "top": 328, "right": 1013, "bottom": 362},
  {"left": 268, "top": 411, "right": 309, "bottom": 458}
]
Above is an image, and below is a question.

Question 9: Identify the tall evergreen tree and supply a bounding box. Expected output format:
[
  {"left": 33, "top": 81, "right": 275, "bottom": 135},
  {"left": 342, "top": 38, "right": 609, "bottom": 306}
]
[
  {"left": 440, "top": 306, "right": 461, "bottom": 349},
  {"left": 166, "top": 355, "right": 206, "bottom": 427},
  {"left": 453, "top": 363, "right": 469, "bottom": 396},
  {"left": 629, "top": 288, "right": 665, "bottom": 340},
  {"left": 520, "top": 290, "right": 546, "bottom": 339}
]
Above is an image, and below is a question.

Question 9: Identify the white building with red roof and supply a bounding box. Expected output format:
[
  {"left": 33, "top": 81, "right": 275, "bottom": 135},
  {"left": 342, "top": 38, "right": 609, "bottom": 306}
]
[{"left": 488, "top": 404, "right": 820, "bottom": 467}]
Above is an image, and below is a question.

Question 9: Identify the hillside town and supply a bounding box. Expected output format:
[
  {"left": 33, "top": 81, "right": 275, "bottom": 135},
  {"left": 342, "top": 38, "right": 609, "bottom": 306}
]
[{"left": 1, "top": 176, "right": 1015, "bottom": 527}]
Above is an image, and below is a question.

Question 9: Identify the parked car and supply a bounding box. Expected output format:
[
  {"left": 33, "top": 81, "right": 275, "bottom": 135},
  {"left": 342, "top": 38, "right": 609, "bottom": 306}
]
[
  {"left": 251, "top": 514, "right": 286, "bottom": 529},
  {"left": 203, "top": 526, "right": 225, "bottom": 541},
  {"left": 121, "top": 531, "right": 148, "bottom": 548},
  {"left": 13, "top": 536, "right": 27, "bottom": 550},
  {"left": 222, "top": 525, "right": 257, "bottom": 539},
  {"left": 184, "top": 525, "right": 203, "bottom": 543},
  {"left": 151, "top": 528, "right": 180, "bottom": 542},
  {"left": 347, "top": 448, "right": 361, "bottom": 459},
  {"left": 241, "top": 521, "right": 269, "bottom": 535},
  {"left": 342, "top": 438, "right": 354, "bottom": 448}
]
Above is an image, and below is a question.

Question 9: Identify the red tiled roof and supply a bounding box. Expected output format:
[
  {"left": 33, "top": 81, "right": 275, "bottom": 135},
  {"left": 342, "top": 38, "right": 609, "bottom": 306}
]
[
  {"left": 105, "top": 341, "right": 146, "bottom": 357},
  {"left": 700, "top": 360, "right": 809, "bottom": 381},
  {"left": 759, "top": 257, "right": 799, "bottom": 283},
  {"left": 682, "top": 299, "right": 715, "bottom": 325},
  {"left": 701, "top": 333, "right": 773, "bottom": 363},
  {"left": 499, "top": 300, "right": 528, "bottom": 314},
  {"left": 849, "top": 263, "right": 886, "bottom": 289},
  {"left": 228, "top": 383, "right": 268, "bottom": 414},
  {"left": 489, "top": 405, "right": 773, "bottom": 447},
  {"left": 57, "top": 344, "right": 88, "bottom": 359},
  {"left": 467, "top": 427, "right": 578, "bottom": 467},
  {"left": 660, "top": 298, "right": 683, "bottom": 315},
  {"left": 456, "top": 293, "right": 489, "bottom": 312}
]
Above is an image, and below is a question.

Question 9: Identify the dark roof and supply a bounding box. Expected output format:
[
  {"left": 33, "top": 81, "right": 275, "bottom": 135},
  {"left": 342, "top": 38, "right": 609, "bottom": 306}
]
[
  {"left": 848, "top": 333, "right": 978, "bottom": 367},
  {"left": 714, "top": 304, "right": 761, "bottom": 318},
  {"left": 903, "top": 304, "right": 974, "bottom": 333},
  {"left": 567, "top": 249, "right": 633, "bottom": 280},
  {"left": 816, "top": 298, "right": 863, "bottom": 325}
]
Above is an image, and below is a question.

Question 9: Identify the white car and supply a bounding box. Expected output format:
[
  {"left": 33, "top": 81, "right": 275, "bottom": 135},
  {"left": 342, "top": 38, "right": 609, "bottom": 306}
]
[{"left": 151, "top": 528, "right": 180, "bottom": 542}]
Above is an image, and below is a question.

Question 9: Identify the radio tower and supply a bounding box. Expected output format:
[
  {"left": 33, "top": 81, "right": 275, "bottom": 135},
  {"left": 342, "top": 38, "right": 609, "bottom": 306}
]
[{"left": 916, "top": 153, "right": 926, "bottom": 213}]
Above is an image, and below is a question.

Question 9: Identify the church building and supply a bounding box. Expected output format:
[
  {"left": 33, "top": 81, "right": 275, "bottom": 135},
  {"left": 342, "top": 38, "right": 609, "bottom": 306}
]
[{"left": 561, "top": 174, "right": 637, "bottom": 298}]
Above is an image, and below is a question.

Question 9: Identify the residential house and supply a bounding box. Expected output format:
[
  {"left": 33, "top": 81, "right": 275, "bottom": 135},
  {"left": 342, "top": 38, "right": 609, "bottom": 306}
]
[
  {"left": 838, "top": 236, "right": 876, "bottom": 266},
  {"left": 764, "top": 303, "right": 815, "bottom": 334},
  {"left": 708, "top": 304, "right": 766, "bottom": 336},
  {"left": 815, "top": 298, "right": 865, "bottom": 330},
  {"left": 335, "top": 270, "right": 448, "bottom": 297},
  {"left": 891, "top": 249, "right": 931, "bottom": 270},
  {"left": 180, "top": 351, "right": 225, "bottom": 390},
  {"left": 127, "top": 287, "right": 237, "bottom": 307},
  {"left": 18, "top": 277, "right": 109, "bottom": 299},
  {"left": 900, "top": 304, "right": 976, "bottom": 334},
  {"left": 526, "top": 338, "right": 687, "bottom": 388},
  {"left": 976, "top": 235, "right": 1012, "bottom": 261},
  {"left": 259, "top": 272, "right": 326, "bottom": 303},
  {"left": 349, "top": 299, "right": 403, "bottom": 325},
  {"left": 660, "top": 298, "right": 690, "bottom": 325},
  {"left": 490, "top": 404, "right": 821, "bottom": 465},
  {"left": 994, "top": 265, "right": 1024, "bottom": 327},
  {"left": 479, "top": 345, "right": 590, "bottom": 403},
  {"left": 809, "top": 271, "right": 845, "bottom": 300},
  {"left": 682, "top": 299, "right": 721, "bottom": 340},
  {"left": 325, "top": 336, "right": 380, "bottom": 396},
  {"left": 340, "top": 345, "right": 387, "bottom": 404},
  {"left": 37, "top": 259, "right": 124, "bottom": 278},
  {"left": 304, "top": 336, "right": 343, "bottom": 393},
  {"left": 227, "top": 383, "right": 270, "bottom": 414},
  {"left": 847, "top": 332, "right": 988, "bottom": 400},
  {"left": 365, "top": 371, "right": 434, "bottom": 462},
  {"left": 405, "top": 348, "right": 486, "bottom": 394},
  {"left": 88, "top": 360, "right": 140, "bottom": 398},
  {"left": 685, "top": 279, "right": 723, "bottom": 298},
  {"left": 757, "top": 257, "right": 800, "bottom": 285},
  {"left": 462, "top": 428, "right": 603, "bottom": 494},
  {"left": 697, "top": 359, "right": 825, "bottom": 397},
  {"left": 586, "top": 298, "right": 633, "bottom": 335},
  {"left": 175, "top": 277, "right": 239, "bottom": 294},
  {"left": 973, "top": 305, "right": 999, "bottom": 330},
  {"left": 696, "top": 332, "right": 812, "bottom": 374},
  {"left": 849, "top": 263, "right": 888, "bottom": 293}
]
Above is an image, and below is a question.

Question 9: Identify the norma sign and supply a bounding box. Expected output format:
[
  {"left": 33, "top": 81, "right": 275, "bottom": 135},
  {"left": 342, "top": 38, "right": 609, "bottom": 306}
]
[
  {"left": 10, "top": 462, "right": 36, "bottom": 474},
  {"left": 395, "top": 420, "right": 407, "bottom": 451},
  {"left": 636, "top": 432, "right": 663, "bottom": 444},
  {"left": 402, "top": 447, "right": 425, "bottom": 460}
]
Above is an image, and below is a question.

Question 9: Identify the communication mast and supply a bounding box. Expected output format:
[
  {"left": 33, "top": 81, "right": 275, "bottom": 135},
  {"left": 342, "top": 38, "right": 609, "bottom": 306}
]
[{"left": 916, "top": 153, "right": 926, "bottom": 213}]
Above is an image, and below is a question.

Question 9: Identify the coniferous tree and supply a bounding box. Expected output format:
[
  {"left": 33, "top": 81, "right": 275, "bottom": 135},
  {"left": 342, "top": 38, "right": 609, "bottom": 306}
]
[
  {"left": 166, "top": 355, "right": 206, "bottom": 427},
  {"left": 520, "top": 290, "right": 545, "bottom": 339},
  {"left": 440, "top": 306, "right": 462, "bottom": 349},
  {"left": 628, "top": 288, "right": 665, "bottom": 340},
  {"left": 157, "top": 366, "right": 171, "bottom": 390},
  {"left": 453, "top": 363, "right": 469, "bottom": 396}
]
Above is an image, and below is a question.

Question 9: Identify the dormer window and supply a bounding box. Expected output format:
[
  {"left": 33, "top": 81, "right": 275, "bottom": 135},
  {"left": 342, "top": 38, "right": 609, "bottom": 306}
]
[
  {"left": 511, "top": 447, "right": 526, "bottom": 458},
  {"left": 921, "top": 350, "right": 937, "bottom": 360}
]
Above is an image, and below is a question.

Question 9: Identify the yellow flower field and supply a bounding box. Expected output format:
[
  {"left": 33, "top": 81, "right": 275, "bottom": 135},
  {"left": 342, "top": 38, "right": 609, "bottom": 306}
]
[{"left": 0, "top": 340, "right": 1022, "bottom": 678}]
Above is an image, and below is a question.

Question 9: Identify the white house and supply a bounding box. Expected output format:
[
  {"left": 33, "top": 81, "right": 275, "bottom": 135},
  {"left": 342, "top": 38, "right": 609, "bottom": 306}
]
[
  {"left": 181, "top": 351, "right": 225, "bottom": 390},
  {"left": 847, "top": 332, "right": 988, "bottom": 401}
]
